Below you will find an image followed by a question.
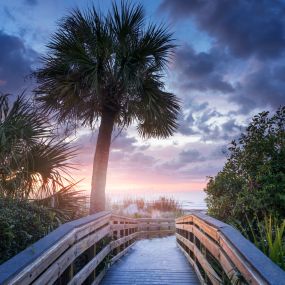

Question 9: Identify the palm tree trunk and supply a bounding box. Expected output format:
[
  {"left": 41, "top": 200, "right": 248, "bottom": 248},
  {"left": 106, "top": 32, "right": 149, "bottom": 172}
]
[{"left": 90, "top": 108, "right": 116, "bottom": 214}]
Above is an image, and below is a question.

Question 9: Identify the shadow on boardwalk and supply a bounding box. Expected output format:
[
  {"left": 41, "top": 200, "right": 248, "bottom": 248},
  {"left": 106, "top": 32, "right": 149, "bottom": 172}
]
[{"left": 101, "top": 235, "right": 199, "bottom": 285}]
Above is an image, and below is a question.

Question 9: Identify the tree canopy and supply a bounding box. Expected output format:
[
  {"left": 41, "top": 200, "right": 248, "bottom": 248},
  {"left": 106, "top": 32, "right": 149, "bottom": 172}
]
[
  {"left": 205, "top": 106, "right": 285, "bottom": 223},
  {"left": 35, "top": 2, "right": 180, "bottom": 138}
]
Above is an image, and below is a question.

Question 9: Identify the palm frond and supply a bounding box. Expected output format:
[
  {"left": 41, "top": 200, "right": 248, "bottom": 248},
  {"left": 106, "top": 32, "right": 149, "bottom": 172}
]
[
  {"left": 0, "top": 93, "right": 49, "bottom": 149},
  {"left": 110, "top": 1, "right": 145, "bottom": 39},
  {"left": 33, "top": 183, "right": 88, "bottom": 222},
  {"left": 35, "top": 6, "right": 112, "bottom": 129},
  {"left": 0, "top": 94, "right": 78, "bottom": 199},
  {"left": 136, "top": 77, "right": 181, "bottom": 139},
  {"left": 34, "top": 2, "right": 180, "bottom": 138}
]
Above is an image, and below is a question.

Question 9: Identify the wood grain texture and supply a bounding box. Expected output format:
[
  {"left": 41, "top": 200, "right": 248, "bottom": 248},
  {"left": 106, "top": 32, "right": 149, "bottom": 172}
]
[
  {"left": 68, "top": 245, "right": 111, "bottom": 285},
  {"left": 0, "top": 213, "right": 142, "bottom": 285},
  {"left": 3, "top": 211, "right": 282, "bottom": 285},
  {"left": 33, "top": 225, "right": 111, "bottom": 285},
  {"left": 176, "top": 212, "right": 285, "bottom": 285},
  {"left": 0, "top": 211, "right": 111, "bottom": 285}
]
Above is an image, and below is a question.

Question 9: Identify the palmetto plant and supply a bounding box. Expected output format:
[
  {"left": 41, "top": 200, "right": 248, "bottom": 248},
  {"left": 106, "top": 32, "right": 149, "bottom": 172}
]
[
  {"left": 35, "top": 2, "right": 180, "bottom": 213},
  {"left": 0, "top": 93, "right": 87, "bottom": 220},
  {"left": 236, "top": 215, "right": 285, "bottom": 270}
]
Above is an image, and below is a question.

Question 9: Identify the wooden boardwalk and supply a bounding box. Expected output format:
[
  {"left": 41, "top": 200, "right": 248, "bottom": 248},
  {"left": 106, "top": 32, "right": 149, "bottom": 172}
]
[
  {"left": 101, "top": 236, "right": 200, "bottom": 285},
  {"left": 1, "top": 213, "right": 285, "bottom": 285}
]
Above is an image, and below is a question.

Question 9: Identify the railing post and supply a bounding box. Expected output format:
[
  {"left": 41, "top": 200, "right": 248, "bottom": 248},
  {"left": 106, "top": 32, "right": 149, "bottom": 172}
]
[
  {"left": 85, "top": 244, "right": 97, "bottom": 283},
  {"left": 58, "top": 262, "right": 74, "bottom": 285}
]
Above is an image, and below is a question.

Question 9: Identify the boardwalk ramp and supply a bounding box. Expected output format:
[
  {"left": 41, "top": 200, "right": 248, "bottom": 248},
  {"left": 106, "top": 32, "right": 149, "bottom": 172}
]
[
  {"left": 0, "top": 212, "right": 284, "bottom": 285},
  {"left": 101, "top": 236, "right": 199, "bottom": 285}
]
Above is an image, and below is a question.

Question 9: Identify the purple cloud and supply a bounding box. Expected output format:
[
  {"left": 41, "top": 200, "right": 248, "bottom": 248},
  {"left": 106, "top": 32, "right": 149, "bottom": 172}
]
[
  {"left": 160, "top": 0, "right": 285, "bottom": 59},
  {"left": 0, "top": 31, "right": 38, "bottom": 94},
  {"left": 173, "top": 45, "right": 234, "bottom": 94}
]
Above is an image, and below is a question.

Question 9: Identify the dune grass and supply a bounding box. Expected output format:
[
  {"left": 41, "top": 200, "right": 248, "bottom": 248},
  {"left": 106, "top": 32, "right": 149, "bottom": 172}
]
[{"left": 110, "top": 196, "right": 183, "bottom": 218}]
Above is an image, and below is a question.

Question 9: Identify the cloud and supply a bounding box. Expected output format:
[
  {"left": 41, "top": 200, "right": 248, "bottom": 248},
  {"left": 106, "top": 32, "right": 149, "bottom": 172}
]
[
  {"left": 171, "top": 44, "right": 285, "bottom": 114},
  {"left": 173, "top": 45, "right": 234, "bottom": 94},
  {"left": 72, "top": 131, "right": 150, "bottom": 165},
  {"left": 209, "top": 145, "right": 228, "bottom": 160},
  {"left": 233, "top": 64, "right": 285, "bottom": 112},
  {"left": 179, "top": 149, "right": 206, "bottom": 163},
  {"left": 111, "top": 133, "right": 137, "bottom": 152},
  {"left": 221, "top": 119, "right": 242, "bottom": 134},
  {"left": 160, "top": 0, "right": 285, "bottom": 59},
  {"left": 178, "top": 162, "right": 224, "bottom": 180},
  {"left": 198, "top": 117, "right": 243, "bottom": 142},
  {"left": 158, "top": 148, "right": 206, "bottom": 172},
  {"left": 178, "top": 113, "right": 197, "bottom": 136},
  {"left": 0, "top": 31, "right": 39, "bottom": 94},
  {"left": 157, "top": 142, "right": 228, "bottom": 181},
  {"left": 126, "top": 152, "right": 156, "bottom": 165},
  {"left": 178, "top": 103, "right": 244, "bottom": 142}
]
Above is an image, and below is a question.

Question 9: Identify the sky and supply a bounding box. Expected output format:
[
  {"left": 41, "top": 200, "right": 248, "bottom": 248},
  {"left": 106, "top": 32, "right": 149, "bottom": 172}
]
[{"left": 1, "top": 0, "right": 285, "bottom": 201}]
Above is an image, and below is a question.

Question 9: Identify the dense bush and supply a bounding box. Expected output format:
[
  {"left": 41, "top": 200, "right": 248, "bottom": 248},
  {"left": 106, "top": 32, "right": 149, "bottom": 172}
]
[
  {"left": 0, "top": 198, "right": 59, "bottom": 264},
  {"left": 205, "top": 106, "right": 285, "bottom": 223},
  {"left": 205, "top": 107, "right": 285, "bottom": 268}
]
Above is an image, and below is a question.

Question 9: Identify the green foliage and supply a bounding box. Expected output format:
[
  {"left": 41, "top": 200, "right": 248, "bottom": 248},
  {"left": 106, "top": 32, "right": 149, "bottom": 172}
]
[
  {"left": 0, "top": 93, "right": 76, "bottom": 199},
  {"left": 205, "top": 166, "right": 245, "bottom": 222},
  {"left": 205, "top": 106, "right": 285, "bottom": 223},
  {"left": 236, "top": 215, "right": 285, "bottom": 270},
  {"left": 0, "top": 198, "right": 59, "bottom": 264},
  {"left": 34, "top": 2, "right": 180, "bottom": 139},
  {"left": 205, "top": 107, "right": 285, "bottom": 269},
  {"left": 34, "top": 183, "right": 89, "bottom": 223},
  {"left": 0, "top": 93, "right": 88, "bottom": 222}
]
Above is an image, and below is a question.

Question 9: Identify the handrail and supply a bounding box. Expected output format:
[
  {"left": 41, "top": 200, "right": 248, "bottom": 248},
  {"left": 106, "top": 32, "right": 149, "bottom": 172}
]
[
  {"left": 137, "top": 217, "right": 175, "bottom": 238},
  {"left": 0, "top": 213, "right": 175, "bottom": 285},
  {"left": 175, "top": 212, "right": 285, "bottom": 285}
]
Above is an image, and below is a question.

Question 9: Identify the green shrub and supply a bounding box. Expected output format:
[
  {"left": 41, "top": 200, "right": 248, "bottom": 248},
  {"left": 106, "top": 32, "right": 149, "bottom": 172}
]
[
  {"left": 205, "top": 106, "right": 285, "bottom": 269},
  {"left": 0, "top": 198, "right": 59, "bottom": 264},
  {"left": 205, "top": 106, "right": 285, "bottom": 223}
]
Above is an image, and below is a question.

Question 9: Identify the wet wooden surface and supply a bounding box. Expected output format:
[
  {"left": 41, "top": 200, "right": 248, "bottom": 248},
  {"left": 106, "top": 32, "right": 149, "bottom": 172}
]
[{"left": 100, "top": 236, "right": 200, "bottom": 285}]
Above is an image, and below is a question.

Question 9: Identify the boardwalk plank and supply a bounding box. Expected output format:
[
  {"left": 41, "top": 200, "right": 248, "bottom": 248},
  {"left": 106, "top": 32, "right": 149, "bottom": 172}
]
[{"left": 100, "top": 236, "right": 200, "bottom": 285}]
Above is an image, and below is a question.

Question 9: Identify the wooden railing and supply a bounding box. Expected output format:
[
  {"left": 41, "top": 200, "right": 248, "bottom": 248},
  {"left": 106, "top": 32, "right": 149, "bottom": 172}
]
[
  {"left": 176, "top": 212, "right": 285, "bottom": 285},
  {"left": 138, "top": 218, "right": 175, "bottom": 238},
  {"left": 0, "top": 212, "right": 174, "bottom": 285},
  {"left": 6, "top": 211, "right": 284, "bottom": 285}
]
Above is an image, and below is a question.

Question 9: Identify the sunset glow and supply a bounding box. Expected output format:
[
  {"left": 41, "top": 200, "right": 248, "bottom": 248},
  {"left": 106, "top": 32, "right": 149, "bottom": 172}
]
[{"left": 1, "top": 0, "right": 284, "bottom": 206}]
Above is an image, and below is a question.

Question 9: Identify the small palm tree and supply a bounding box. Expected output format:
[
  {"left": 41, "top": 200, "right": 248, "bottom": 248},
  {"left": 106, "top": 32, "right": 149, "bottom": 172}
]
[
  {"left": 35, "top": 2, "right": 180, "bottom": 213},
  {"left": 0, "top": 93, "right": 73, "bottom": 198},
  {"left": 0, "top": 93, "right": 87, "bottom": 220}
]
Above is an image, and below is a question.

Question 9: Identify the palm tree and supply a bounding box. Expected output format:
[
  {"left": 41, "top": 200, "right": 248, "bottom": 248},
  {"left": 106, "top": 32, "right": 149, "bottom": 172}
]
[
  {"left": 0, "top": 93, "right": 87, "bottom": 220},
  {"left": 34, "top": 2, "right": 180, "bottom": 213}
]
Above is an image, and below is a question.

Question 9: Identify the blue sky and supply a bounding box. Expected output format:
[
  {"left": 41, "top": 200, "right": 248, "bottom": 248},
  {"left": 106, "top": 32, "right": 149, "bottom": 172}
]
[{"left": 1, "top": 0, "right": 285, "bottom": 197}]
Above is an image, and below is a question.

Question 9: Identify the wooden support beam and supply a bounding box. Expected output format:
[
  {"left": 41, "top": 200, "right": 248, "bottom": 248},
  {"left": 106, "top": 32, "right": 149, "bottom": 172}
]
[
  {"left": 33, "top": 225, "right": 110, "bottom": 285},
  {"left": 68, "top": 245, "right": 111, "bottom": 285},
  {"left": 175, "top": 213, "right": 285, "bottom": 285}
]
